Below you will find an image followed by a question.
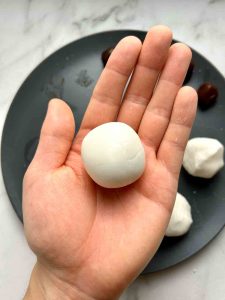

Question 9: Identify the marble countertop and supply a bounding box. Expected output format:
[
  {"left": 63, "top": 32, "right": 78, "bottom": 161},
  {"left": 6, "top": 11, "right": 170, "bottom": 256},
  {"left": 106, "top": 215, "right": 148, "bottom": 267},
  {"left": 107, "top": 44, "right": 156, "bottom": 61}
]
[{"left": 1, "top": 0, "right": 225, "bottom": 299}]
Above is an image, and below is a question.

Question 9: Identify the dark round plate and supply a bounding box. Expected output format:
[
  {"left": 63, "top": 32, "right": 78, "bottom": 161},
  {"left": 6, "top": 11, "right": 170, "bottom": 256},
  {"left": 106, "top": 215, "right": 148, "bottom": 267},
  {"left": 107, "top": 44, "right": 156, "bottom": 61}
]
[{"left": 1, "top": 30, "right": 225, "bottom": 273}]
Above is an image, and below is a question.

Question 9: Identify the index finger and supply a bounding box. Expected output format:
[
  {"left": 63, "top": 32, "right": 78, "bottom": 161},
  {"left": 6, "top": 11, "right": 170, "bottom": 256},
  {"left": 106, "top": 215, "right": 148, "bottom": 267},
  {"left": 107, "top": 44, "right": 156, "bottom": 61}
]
[{"left": 77, "top": 36, "right": 142, "bottom": 138}]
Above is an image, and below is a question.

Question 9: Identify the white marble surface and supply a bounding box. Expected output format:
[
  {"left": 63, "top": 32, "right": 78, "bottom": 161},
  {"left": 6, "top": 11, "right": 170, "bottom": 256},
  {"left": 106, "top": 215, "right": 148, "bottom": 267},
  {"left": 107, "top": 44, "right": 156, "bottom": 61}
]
[{"left": 0, "top": 0, "right": 225, "bottom": 299}]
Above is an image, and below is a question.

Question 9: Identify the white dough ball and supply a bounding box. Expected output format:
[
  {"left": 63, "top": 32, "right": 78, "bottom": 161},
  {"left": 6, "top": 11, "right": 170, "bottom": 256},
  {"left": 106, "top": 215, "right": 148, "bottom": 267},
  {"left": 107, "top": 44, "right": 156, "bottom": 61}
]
[
  {"left": 183, "top": 138, "right": 224, "bottom": 178},
  {"left": 81, "top": 122, "right": 145, "bottom": 188},
  {"left": 166, "top": 193, "right": 193, "bottom": 237}
]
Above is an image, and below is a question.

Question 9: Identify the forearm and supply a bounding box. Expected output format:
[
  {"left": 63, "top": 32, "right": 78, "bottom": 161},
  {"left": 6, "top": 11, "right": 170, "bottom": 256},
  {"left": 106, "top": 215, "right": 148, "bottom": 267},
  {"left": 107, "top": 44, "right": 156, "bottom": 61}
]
[{"left": 24, "top": 263, "right": 96, "bottom": 300}]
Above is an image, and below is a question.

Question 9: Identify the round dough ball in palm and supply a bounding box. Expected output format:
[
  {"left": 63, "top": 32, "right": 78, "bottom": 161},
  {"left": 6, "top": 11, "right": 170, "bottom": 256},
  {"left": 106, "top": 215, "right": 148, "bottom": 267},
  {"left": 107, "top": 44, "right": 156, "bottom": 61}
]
[
  {"left": 166, "top": 193, "right": 193, "bottom": 237},
  {"left": 81, "top": 122, "right": 145, "bottom": 188},
  {"left": 183, "top": 138, "right": 224, "bottom": 178}
]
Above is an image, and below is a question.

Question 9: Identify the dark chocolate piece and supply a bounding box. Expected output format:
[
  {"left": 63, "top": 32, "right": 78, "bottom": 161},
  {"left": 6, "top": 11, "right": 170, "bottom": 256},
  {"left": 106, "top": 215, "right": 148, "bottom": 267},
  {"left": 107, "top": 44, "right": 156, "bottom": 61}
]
[
  {"left": 197, "top": 83, "right": 218, "bottom": 109},
  {"left": 102, "top": 47, "right": 114, "bottom": 66}
]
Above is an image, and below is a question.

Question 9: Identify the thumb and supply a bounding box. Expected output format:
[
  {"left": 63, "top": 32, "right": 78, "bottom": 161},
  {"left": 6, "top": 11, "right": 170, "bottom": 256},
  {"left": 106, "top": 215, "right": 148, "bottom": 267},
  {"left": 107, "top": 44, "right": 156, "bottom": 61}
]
[{"left": 32, "top": 99, "right": 75, "bottom": 171}]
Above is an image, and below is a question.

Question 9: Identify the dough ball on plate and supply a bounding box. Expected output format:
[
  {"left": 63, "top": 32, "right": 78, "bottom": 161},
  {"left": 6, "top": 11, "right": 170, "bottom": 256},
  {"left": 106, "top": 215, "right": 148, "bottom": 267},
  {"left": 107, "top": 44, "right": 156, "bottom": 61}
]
[
  {"left": 166, "top": 193, "right": 193, "bottom": 237},
  {"left": 183, "top": 137, "right": 224, "bottom": 178}
]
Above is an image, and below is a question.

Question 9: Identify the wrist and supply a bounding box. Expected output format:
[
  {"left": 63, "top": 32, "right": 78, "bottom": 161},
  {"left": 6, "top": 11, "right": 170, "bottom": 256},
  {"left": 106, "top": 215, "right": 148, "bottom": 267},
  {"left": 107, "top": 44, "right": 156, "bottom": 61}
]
[{"left": 24, "top": 262, "right": 96, "bottom": 300}]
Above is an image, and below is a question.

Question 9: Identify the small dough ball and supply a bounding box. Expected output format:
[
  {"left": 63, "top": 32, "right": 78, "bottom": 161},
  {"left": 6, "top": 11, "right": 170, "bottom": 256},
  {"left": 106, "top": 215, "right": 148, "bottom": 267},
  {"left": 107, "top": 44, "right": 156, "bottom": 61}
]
[
  {"left": 81, "top": 122, "right": 145, "bottom": 188},
  {"left": 183, "top": 138, "right": 224, "bottom": 178},
  {"left": 166, "top": 193, "right": 193, "bottom": 237}
]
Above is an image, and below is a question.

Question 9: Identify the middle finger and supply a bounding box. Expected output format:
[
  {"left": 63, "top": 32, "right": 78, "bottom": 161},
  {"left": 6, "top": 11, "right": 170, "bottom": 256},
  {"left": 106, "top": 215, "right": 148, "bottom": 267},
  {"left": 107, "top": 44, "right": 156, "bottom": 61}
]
[{"left": 117, "top": 25, "right": 172, "bottom": 130}]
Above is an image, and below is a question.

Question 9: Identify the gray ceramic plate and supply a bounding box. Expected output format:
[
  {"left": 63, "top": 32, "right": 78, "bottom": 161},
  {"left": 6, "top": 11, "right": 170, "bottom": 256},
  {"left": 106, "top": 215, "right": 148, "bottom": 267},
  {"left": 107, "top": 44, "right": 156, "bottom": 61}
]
[{"left": 1, "top": 30, "right": 225, "bottom": 273}]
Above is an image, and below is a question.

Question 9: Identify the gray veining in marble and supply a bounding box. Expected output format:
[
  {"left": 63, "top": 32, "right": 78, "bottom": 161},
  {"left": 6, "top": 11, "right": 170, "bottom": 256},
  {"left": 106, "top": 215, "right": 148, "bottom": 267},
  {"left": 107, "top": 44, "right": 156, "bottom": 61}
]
[{"left": 1, "top": 0, "right": 225, "bottom": 299}]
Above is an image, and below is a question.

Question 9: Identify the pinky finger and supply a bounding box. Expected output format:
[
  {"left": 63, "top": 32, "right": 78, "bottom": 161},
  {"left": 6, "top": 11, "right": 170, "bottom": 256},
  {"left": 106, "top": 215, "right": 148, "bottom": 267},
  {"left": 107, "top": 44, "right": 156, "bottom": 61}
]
[{"left": 157, "top": 86, "right": 198, "bottom": 177}]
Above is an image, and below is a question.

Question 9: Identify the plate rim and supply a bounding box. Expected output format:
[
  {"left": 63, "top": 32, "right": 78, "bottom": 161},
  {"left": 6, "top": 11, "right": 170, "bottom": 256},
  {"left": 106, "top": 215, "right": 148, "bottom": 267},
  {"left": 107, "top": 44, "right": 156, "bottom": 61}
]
[{"left": 1, "top": 29, "right": 225, "bottom": 273}]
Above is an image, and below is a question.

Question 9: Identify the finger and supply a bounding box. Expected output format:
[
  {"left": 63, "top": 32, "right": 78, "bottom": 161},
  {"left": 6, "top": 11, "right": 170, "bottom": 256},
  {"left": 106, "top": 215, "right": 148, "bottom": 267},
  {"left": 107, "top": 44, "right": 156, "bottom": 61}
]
[
  {"left": 79, "top": 36, "right": 142, "bottom": 134},
  {"left": 157, "top": 86, "right": 197, "bottom": 177},
  {"left": 138, "top": 43, "right": 192, "bottom": 150},
  {"left": 117, "top": 25, "right": 172, "bottom": 130},
  {"left": 31, "top": 99, "right": 75, "bottom": 171}
]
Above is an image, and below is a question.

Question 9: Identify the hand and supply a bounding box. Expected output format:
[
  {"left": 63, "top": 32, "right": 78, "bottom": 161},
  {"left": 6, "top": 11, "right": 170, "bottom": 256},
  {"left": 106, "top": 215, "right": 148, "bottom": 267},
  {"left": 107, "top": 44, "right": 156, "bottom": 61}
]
[{"left": 23, "top": 25, "right": 197, "bottom": 300}]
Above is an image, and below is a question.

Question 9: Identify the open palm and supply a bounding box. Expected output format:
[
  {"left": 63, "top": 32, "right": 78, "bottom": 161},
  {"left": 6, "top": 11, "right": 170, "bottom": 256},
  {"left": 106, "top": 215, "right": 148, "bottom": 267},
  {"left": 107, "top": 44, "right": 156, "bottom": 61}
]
[{"left": 23, "top": 26, "right": 197, "bottom": 300}]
